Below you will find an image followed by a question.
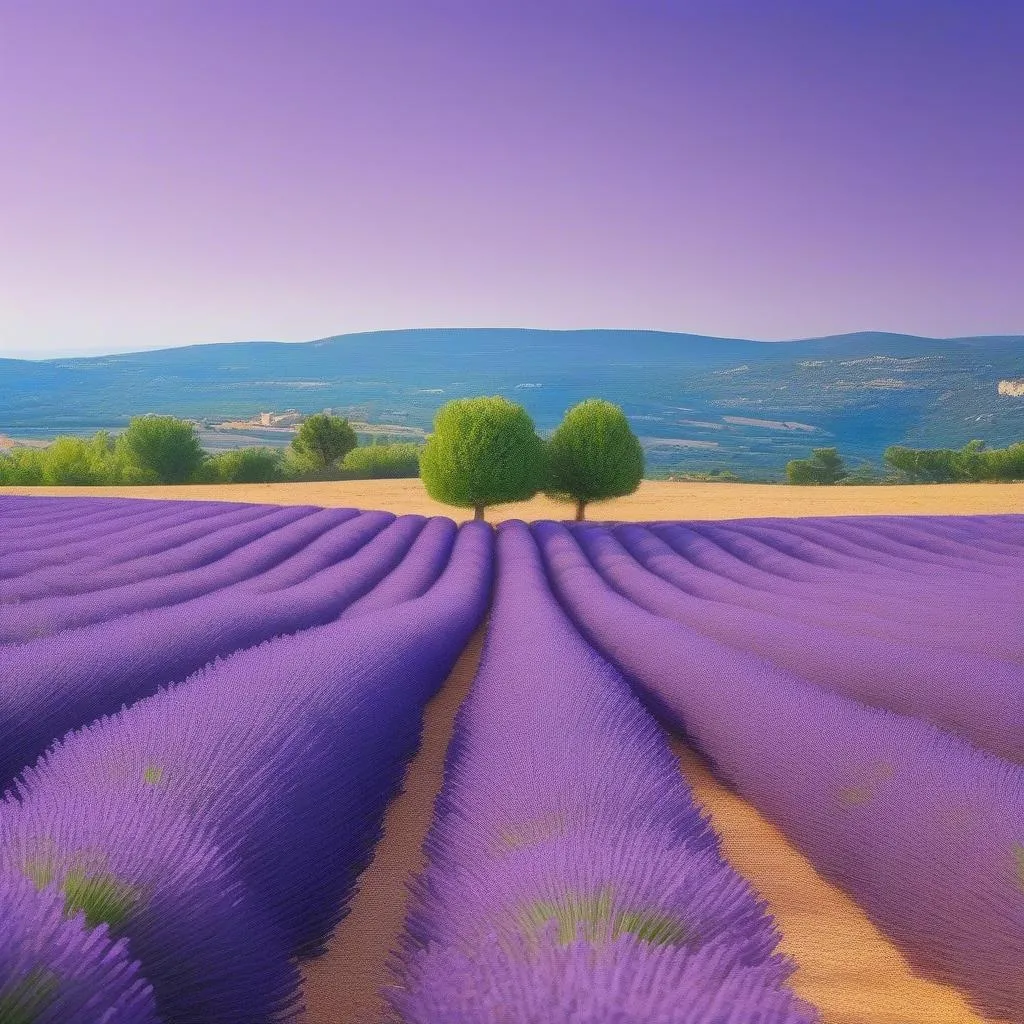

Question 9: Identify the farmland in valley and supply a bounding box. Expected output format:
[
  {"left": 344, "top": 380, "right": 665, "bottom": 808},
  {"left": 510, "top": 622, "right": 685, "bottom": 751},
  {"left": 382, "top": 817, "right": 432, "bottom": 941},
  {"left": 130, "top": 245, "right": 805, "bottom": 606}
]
[{"left": 0, "top": 489, "right": 1021, "bottom": 1022}]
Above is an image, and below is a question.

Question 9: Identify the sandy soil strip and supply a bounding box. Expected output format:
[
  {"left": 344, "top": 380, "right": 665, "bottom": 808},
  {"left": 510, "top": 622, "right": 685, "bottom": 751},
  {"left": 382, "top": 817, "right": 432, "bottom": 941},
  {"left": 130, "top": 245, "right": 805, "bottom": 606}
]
[
  {"left": 2, "top": 478, "right": 1021, "bottom": 521},
  {"left": 298, "top": 622, "right": 488, "bottom": 1024},
  {"left": 671, "top": 738, "right": 1010, "bottom": 1024}
]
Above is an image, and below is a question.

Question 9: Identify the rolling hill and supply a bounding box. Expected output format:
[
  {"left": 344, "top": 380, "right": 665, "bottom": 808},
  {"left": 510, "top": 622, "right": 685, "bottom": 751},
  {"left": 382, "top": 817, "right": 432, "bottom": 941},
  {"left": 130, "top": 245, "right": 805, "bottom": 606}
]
[{"left": 2, "top": 328, "right": 1023, "bottom": 478}]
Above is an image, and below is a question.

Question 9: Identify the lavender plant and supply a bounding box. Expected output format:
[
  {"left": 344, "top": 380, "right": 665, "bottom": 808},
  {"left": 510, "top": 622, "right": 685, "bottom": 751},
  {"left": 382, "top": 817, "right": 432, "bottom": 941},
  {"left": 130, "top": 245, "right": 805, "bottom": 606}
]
[
  {"left": 571, "top": 523, "right": 1024, "bottom": 761},
  {"left": 0, "top": 870, "right": 158, "bottom": 1023},
  {"left": 535, "top": 519, "right": 1024, "bottom": 1021},
  {"left": 387, "top": 520, "right": 817, "bottom": 1023},
  {"left": 0, "top": 520, "right": 493, "bottom": 1020}
]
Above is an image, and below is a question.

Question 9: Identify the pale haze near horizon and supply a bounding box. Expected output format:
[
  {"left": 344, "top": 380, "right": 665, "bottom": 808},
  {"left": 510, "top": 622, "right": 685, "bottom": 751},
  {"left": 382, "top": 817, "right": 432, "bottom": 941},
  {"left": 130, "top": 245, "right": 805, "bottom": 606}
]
[{"left": 2, "top": 2, "right": 1022, "bottom": 360}]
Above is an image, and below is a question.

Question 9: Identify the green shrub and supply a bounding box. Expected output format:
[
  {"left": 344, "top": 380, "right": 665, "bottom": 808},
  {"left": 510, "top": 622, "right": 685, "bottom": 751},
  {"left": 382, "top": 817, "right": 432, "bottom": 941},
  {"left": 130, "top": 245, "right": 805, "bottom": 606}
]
[
  {"left": 339, "top": 442, "right": 421, "bottom": 479},
  {"left": 543, "top": 399, "right": 645, "bottom": 520},
  {"left": 987, "top": 442, "right": 1024, "bottom": 481},
  {"left": 116, "top": 416, "right": 205, "bottom": 484},
  {"left": 420, "top": 396, "right": 545, "bottom": 520},
  {"left": 38, "top": 434, "right": 113, "bottom": 486},
  {"left": 786, "top": 447, "right": 848, "bottom": 485},
  {"left": 0, "top": 447, "right": 47, "bottom": 485},
  {"left": 196, "top": 447, "right": 283, "bottom": 484},
  {"left": 290, "top": 414, "right": 357, "bottom": 470}
]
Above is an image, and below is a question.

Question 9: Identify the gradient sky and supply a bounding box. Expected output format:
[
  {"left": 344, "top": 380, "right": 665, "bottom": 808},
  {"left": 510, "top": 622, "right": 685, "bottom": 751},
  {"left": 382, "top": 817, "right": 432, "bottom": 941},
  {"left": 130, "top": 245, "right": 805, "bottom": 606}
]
[{"left": 1, "top": 0, "right": 1022, "bottom": 358}]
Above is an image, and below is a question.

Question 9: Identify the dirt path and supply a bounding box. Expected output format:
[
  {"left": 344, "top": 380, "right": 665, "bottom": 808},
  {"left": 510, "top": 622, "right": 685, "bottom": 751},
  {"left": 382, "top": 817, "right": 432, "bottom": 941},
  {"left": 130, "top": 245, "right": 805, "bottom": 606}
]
[
  {"left": 298, "top": 623, "right": 487, "bottom": 1024},
  {"left": 672, "top": 738, "right": 1009, "bottom": 1024},
  {"left": 2, "top": 478, "right": 1021, "bottom": 521}
]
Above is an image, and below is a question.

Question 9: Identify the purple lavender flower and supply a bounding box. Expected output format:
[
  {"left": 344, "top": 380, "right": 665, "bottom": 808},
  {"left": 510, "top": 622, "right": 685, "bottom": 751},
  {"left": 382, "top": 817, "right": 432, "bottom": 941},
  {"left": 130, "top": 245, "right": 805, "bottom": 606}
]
[
  {"left": 0, "top": 869, "right": 158, "bottom": 1023},
  {"left": 535, "top": 518, "right": 1024, "bottom": 1020},
  {"left": 388, "top": 520, "right": 816, "bottom": 1022}
]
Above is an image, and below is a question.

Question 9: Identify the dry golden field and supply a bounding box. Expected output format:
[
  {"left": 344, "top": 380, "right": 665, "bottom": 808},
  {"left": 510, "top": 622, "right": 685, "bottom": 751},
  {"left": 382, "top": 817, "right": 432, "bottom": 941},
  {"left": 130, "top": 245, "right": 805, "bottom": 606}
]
[{"left": 1, "top": 477, "right": 1021, "bottom": 520}]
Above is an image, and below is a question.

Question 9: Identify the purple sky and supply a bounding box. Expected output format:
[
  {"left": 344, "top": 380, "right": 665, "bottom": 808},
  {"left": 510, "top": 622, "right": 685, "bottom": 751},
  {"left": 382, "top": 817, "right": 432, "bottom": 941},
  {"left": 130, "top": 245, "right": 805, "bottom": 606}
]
[{"left": 1, "top": 1, "right": 1022, "bottom": 358}]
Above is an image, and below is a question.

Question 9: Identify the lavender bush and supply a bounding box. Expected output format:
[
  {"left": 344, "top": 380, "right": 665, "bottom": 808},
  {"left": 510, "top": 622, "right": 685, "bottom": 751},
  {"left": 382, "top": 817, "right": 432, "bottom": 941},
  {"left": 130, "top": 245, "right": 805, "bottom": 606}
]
[
  {"left": 0, "top": 791, "right": 300, "bottom": 1022},
  {"left": 0, "top": 870, "right": 159, "bottom": 1023},
  {"left": 0, "top": 520, "right": 493, "bottom": 1019},
  {"left": 572, "top": 523, "right": 1024, "bottom": 761},
  {"left": 536, "top": 519, "right": 1024, "bottom": 1021},
  {"left": 387, "top": 520, "right": 817, "bottom": 1024}
]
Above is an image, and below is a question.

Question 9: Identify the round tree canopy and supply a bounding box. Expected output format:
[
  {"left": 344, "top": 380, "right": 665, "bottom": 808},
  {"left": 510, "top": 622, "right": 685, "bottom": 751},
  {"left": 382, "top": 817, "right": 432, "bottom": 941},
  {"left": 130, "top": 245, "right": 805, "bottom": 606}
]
[
  {"left": 420, "top": 396, "right": 545, "bottom": 512},
  {"left": 544, "top": 399, "right": 644, "bottom": 505}
]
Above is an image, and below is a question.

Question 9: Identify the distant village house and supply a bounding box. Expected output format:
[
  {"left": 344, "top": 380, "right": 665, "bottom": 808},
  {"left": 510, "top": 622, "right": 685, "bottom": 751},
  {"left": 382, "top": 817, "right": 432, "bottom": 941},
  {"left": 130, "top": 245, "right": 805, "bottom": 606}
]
[{"left": 258, "top": 410, "right": 304, "bottom": 427}]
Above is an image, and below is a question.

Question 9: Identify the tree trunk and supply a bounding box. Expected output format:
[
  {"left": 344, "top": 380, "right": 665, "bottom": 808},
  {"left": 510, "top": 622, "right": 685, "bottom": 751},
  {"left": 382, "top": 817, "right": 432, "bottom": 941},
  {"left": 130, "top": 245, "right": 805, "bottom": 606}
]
[
  {"left": 474, "top": 505, "right": 485, "bottom": 521},
  {"left": 574, "top": 499, "right": 586, "bottom": 522}
]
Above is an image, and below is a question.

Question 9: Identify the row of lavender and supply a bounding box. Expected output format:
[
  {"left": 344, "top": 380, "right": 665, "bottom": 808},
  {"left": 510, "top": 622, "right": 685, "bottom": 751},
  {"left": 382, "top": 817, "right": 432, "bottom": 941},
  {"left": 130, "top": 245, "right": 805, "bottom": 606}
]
[
  {"left": 387, "top": 520, "right": 818, "bottom": 1022},
  {"left": 520, "top": 516, "right": 1024, "bottom": 1021},
  {"left": 573, "top": 517, "right": 1024, "bottom": 759},
  {"left": 0, "top": 500, "right": 461, "bottom": 784},
  {"left": 0, "top": 496, "right": 494, "bottom": 1020}
]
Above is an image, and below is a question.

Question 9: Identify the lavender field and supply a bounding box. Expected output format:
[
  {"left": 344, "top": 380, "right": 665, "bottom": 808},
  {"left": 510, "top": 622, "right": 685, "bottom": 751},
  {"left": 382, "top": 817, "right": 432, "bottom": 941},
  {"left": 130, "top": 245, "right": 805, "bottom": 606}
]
[{"left": 0, "top": 494, "right": 1021, "bottom": 1023}]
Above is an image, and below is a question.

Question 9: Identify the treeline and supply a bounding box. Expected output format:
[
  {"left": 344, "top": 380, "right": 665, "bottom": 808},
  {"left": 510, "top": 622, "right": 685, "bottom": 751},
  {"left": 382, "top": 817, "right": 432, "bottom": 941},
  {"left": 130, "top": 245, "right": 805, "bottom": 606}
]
[
  {"left": 0, "top": 414, "right": 422, "bottom": 486},
  {"left": 0, "top": 398, "right": 647, "bottom": 521},
  {"left": 882, "top": 439, "right": 1024, "bottom": 483},
  {"left": 786, "top": 440, "right": 1024, "bottom": 485}
]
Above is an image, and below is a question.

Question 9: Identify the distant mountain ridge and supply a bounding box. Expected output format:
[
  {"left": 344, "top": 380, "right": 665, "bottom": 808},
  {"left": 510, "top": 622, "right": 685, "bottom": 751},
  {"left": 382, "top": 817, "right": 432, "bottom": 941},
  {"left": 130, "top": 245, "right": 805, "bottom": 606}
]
[{"left": 2, "top": 328, "right": 1022, "bottom": 478}]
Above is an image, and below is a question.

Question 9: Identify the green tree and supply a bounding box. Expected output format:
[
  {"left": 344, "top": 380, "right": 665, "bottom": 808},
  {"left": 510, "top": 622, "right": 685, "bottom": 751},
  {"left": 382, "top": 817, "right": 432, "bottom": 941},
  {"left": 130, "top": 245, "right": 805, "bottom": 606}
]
[
  {"left": 952, "top": 439, "right": 989, "bottom": 482},
  {"left": 420, "top": 396, "right": 545, "bottom": 520},
  {"left": 116, "top": 416, "right": 205, "bottom": 484},
  {"left": 543, "top": 399, "right": 645, "bottom": 520},
  {"left": 883, "top": 440, "right": 1024, "bottom": 483},
  {"left": 988, "top": 442, "right": 1024, "bottom": 481},
  {"left": 290, "top": 414, "right": 357, "bottom": 470},
  {"left": 786, "top": 447, "right": 848, "bottom": 485}
]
